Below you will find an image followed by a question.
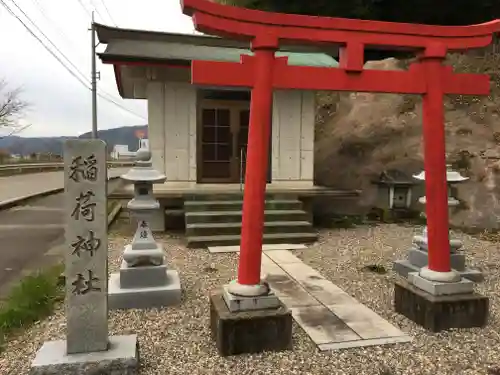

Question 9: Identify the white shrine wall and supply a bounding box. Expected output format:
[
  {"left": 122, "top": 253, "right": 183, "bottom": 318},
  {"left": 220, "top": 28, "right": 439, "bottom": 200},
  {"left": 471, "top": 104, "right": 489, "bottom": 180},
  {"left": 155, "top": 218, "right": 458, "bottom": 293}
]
[
  {"left": 272, "top": 90, "right": 315, "bottom": 184},
  {"left": 147, "top": 82, "right": 197, "bottom": 181},
  {"left": 146, "top": 81, "right": 315, "bottom": 184}
]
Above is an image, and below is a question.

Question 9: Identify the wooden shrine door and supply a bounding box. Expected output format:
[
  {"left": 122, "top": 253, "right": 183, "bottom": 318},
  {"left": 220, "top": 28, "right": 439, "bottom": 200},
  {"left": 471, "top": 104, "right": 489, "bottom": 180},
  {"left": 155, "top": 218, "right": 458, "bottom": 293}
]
[{"left": 198, "top": 99, "right": 250, "bottom": 183}]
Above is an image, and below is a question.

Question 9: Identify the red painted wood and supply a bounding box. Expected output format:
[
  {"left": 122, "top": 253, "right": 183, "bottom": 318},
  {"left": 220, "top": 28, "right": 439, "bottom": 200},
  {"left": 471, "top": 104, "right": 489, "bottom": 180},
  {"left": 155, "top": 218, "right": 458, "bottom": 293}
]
[
  {"left": 191, "top": 60, "right": 254, "bottom": 88},
  {"left": 421, "top": 58, "right": 451, "bottom": 273},
  {"left": 191, "top": 12, "right": 494, "bottom": 51},
  {"left": 182, "top": 0, "right": 500, "bottom": 39},
  {"left": 237, "top": 48, "right": 275, "bottom": 286},
  {"left": 191, "top": 59, "right": 490, "bottom": 95}
]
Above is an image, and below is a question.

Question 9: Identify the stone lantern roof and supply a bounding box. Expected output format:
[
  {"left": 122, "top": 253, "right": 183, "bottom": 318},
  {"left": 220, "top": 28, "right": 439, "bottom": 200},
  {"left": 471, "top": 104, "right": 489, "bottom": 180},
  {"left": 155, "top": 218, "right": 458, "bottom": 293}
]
[
  {"left": 372, "top": 169, "right": 415, "bottom": 186},
  {"left": 121, "top": 148, "right": 166, "bottom": 184},
  {"left": 413, "top": 165, "right": 469, "bottom": 183}
]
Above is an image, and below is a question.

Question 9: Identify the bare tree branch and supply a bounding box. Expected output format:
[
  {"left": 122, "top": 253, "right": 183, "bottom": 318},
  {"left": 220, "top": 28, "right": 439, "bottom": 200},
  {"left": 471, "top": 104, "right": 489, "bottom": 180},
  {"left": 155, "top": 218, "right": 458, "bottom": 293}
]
[
  {"left": 0, "top": 123, "right": 31, "bottom": 140},
  {"left": 0, "top": 79, "right": 30, "bottom": 138}
]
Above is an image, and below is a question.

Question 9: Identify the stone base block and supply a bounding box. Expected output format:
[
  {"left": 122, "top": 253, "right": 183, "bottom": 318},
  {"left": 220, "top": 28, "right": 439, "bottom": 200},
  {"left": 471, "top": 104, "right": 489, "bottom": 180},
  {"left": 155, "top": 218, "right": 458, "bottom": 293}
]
[
  {"left": 408, "top": 272, "right": 474, "bottom": 295},
  {"left": 30, "top": 335, "right": 139, "bottom": 375},
  {"left": 108, "top": 270, "right": 181, "bottom": 310},
  {"left": 119, "top": 261, "right": 168, "bottom": 289},
  {"left": 394, "top": 280, "right": 489, "bottom": 332},
  {"left": 393, "top": 259, "right": 484, "bottom": 282},
  {"left": 408, "top": 248, "right": 466, "bottom": 270},
  {"left": 222, "top": 284, "right": 281, "bottom": 312},
  {"left": 210, "top": 292, "right": 292, "bottom": 356}
]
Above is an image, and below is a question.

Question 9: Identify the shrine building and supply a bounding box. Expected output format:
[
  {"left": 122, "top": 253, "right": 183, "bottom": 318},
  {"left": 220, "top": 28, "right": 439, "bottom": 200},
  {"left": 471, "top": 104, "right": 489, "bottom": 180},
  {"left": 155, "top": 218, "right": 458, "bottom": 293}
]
[{"left": 95, "top": 23, "right": 358, "bottom": 246}]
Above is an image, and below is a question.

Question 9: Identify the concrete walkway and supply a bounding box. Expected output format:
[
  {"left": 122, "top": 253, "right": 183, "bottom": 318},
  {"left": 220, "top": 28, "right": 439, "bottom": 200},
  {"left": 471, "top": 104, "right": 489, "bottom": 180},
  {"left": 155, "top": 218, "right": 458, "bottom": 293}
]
[
  {"left": 0, "top": 169, "right": 129, "bottom": 205},
  {"left": 261, "top": 250, "right": 411, "bottom": 350}
]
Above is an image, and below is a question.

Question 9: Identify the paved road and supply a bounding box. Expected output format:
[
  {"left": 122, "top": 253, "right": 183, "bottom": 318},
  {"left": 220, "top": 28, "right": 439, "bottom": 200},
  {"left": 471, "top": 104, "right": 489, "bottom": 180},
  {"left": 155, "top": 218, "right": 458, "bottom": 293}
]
[
  {"left": 0, "top": 168, "right": 129, "bottom": 204},
  {"left": 0, "top": 170, "right": 128, "bottom": 297}
]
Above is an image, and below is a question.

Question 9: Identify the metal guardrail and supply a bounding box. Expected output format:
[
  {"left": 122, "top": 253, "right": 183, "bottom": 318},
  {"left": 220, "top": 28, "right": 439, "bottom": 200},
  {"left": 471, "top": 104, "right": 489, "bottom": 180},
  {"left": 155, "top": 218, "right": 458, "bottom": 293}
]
[{"left": 0, "top": 161, "right": 134, "bottom": 176}]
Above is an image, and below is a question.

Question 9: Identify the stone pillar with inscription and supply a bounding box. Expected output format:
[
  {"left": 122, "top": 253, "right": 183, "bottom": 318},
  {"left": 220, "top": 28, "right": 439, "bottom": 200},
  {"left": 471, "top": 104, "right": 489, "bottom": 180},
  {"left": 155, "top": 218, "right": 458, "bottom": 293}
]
[
  {"left": 30, "top": 140, "right": 139, "bottom": 375},
  {"left": 108, "top": 147, "right": 181, "bottom": 309}
]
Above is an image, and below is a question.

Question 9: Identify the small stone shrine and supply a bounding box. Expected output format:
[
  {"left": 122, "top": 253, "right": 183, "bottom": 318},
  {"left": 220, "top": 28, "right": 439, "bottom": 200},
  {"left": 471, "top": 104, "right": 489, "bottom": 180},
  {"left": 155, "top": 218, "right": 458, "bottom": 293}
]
[
  {"left": 108, "top": 147, "right": 181, "bottom": 309},
  {"left": 372, "top": 169, "right": 415, "bottom": 220},
  {"left": 393, "top": 165, "right": 484, "bottom": 282},
  {"left": 30, "top": 139, "right": 139, "bottom": 375}
]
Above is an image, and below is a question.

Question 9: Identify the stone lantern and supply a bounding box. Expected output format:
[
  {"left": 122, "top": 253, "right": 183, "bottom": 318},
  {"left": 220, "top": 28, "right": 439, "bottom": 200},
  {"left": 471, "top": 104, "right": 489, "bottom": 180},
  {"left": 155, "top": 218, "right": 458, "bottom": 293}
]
[
  {"left": 412, "top": 164, "right": 468, "bottom": 251},
  {"left": 108, "top": 147, "right": 182, "bottom": 309},
  {"left": 393, "top": 164, "right": 483, "bottom": 282}
]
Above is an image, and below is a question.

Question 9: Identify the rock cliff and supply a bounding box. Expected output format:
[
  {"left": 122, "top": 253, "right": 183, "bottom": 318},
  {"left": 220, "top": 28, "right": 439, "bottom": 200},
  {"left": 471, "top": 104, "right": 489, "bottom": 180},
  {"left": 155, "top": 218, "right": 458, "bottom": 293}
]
[{"left": 314, "top": 53, "right": 500, "bottom": 230}]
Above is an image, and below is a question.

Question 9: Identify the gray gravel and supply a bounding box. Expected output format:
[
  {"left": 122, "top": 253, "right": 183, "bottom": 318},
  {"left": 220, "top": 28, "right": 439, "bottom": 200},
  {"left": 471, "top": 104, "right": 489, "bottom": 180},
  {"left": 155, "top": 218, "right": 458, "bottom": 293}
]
[{"left": 1, "top": 220, "right": 499, "bottom": 375}]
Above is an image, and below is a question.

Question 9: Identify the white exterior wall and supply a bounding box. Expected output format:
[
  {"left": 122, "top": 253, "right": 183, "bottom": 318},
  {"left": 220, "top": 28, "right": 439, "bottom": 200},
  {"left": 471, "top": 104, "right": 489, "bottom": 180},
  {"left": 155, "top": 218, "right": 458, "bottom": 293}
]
[
  {"left": 271, "top": 90, "right": 315, "bottom": 184},
  {"left": 147, "top": 82, "right": 197, "bottom": 181},
  {"left": 147, "top": 82, "right": 315, "bottom": 184}
]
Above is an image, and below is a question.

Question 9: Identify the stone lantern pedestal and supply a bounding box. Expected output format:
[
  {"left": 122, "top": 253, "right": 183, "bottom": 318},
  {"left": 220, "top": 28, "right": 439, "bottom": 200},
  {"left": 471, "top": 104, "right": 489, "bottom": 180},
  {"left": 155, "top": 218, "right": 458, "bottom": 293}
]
[
  {"left": 393, "top": 166, "right": 484, "bottom": 282},
  {"left": 108, "top": 148, "right": 182, "bottom": 310}
]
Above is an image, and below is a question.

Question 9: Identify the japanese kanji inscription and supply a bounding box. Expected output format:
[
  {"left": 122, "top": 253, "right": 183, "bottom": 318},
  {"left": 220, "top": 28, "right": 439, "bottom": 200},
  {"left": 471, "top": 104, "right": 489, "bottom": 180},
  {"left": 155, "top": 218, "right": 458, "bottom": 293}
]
[
  {"left": 69, "top": 154, "right": 98, "bottom": 182},
  {"left": 64, "top": 139, "right": 108, "bottom": 354}
]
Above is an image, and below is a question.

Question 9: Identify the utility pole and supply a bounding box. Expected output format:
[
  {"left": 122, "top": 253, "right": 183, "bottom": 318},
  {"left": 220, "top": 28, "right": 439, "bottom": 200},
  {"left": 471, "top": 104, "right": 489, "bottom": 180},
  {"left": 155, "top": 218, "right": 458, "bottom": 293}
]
[{"left": 90, "top": 12, "right": 99, "bottom": 139}]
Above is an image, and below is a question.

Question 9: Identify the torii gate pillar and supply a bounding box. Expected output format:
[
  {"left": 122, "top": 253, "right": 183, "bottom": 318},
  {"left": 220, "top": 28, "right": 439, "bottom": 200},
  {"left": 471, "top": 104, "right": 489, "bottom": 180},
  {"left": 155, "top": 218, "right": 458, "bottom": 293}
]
[{"left": 181, "top": 0, "right": 494, "bottom": 351}]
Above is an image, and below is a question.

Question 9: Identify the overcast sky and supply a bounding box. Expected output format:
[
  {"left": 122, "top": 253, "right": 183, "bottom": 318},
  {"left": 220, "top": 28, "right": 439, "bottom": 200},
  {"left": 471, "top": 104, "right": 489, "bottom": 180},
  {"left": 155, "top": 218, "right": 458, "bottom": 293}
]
[{"left": 0, "top": 0, "right": 195, "bottom": 137}]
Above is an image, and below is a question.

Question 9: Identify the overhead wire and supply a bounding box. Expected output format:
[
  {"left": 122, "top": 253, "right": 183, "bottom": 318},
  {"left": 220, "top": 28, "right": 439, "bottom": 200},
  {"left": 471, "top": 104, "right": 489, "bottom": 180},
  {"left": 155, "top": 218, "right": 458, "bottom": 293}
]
[
  {"left": 9, "top": 0, "right": 90, "bottom": 85},
  {"left": 0, "top": 0, "right": 146, "bottom": 120},
  {"left": 88, "top": 0, "right": 107, "bottom": 25},
  {"left": 0, "top": 0, "right": 90, "bottom": 88},
  {"left": 30, "top": 0, "right": 77, "bottom": 51},
  {"left": 75, "top": 0, "right": 91, "bottom": 17},
  {"left": 30, "top": 0, "right": 136, "bottom": 118},
  {"left": 98, "top": 0, "right": 117, "bottom": 26}
]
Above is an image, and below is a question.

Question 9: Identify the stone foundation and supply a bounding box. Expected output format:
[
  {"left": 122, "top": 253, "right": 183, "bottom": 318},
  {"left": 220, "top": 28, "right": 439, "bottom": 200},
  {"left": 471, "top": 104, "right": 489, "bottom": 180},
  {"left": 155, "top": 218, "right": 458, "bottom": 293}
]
[
  {"left": 30, "top": 335, "right": 139, "bottom": 375},
  {"left": 210, "top": 292, "right": 292, "bottom": 356},
  {"left": 108, "top": 270, "right": 181, "bottom": 310},
  {"left": 394, "top": 280, "right": 489, "bottom": 332},
  {"left": 393, "top": 258, "right": 484, "bottom": 282}
]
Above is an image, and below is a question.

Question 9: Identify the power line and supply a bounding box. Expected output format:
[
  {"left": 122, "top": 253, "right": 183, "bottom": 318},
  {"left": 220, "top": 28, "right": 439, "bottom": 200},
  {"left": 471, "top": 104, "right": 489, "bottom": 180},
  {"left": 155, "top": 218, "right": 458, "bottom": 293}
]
[
  {"left": 9, "top": 0, "right": 89, "bottom": 85},
  {"left": 98, "top": 0, "right": 116, "bottom": 26},
  {"left": 75, "top": 0, "right": 91, "bottom": 17},
  {"left": 76, "top": 0, "right": 117, "bottom": 27},
  {"left": 8, "top": 0, "right": 145, "bottom": 119},
  {"left": 88, "top": 0, "right": 106, "bottom": 24},
  {"left": 1, "top": 0, "right": 90, "bottom": 88},
  {"left": 0, "top": 0, "right": 146, "bottom": 120},
  {"left": 31, "top": 0, "right": 76, "bottom": 50}
]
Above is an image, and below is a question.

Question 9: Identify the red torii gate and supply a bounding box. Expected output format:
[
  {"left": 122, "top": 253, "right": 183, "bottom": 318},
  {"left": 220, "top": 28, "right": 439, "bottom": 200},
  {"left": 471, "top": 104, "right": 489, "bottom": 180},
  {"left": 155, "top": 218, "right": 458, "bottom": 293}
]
[{"left": 181, "top": 0, "right": 500, "bottom": 293}]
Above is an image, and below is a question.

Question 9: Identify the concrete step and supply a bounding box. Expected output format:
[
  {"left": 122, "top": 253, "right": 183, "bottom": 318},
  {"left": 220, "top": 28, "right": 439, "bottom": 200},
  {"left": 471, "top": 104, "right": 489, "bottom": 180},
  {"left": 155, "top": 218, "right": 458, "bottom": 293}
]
[
  {"left": 186, "top": 220, "right": 314, "bottom": 236},
  {"left": 184, "top": 193, "right": 298, "bottom": 201},
  {"left": 184, "top": 199, "right": 302, "bottom": 212},
  {"left": 185, "top": 209, "right": 309, "bottom": 224},
  {"left": 187, "top": 232, "right": 318, "bottom": 248}
]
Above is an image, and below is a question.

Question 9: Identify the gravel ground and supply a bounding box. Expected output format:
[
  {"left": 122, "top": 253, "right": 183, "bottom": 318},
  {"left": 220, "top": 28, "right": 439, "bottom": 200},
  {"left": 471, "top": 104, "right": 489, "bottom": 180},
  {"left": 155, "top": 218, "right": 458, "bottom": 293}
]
[{"left": 1, "top": 220, "right": 500, "bottom": 375}]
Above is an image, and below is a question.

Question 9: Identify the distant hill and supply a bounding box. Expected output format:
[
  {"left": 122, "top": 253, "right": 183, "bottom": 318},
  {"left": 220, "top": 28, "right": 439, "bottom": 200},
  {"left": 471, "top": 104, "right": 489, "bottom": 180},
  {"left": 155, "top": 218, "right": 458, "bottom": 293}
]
[{"left": 0, "top": 125, "right": 147, "bottom": 156}]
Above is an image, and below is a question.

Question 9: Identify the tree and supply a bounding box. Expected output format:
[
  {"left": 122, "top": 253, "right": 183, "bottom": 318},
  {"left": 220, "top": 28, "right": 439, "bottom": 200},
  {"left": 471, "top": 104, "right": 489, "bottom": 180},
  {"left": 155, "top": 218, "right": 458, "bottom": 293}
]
[
  {"left": 215, "top": 0, "right": 500, "bottom": 60},
  {"left": 0, "top": 148, "right": 9, "bottom": 164},
  {"left": 0, "top": 79, "right": 30, "bottom": 139},
  {"left": 215, "top": 0, "right": 500, "bottom": 27}
]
